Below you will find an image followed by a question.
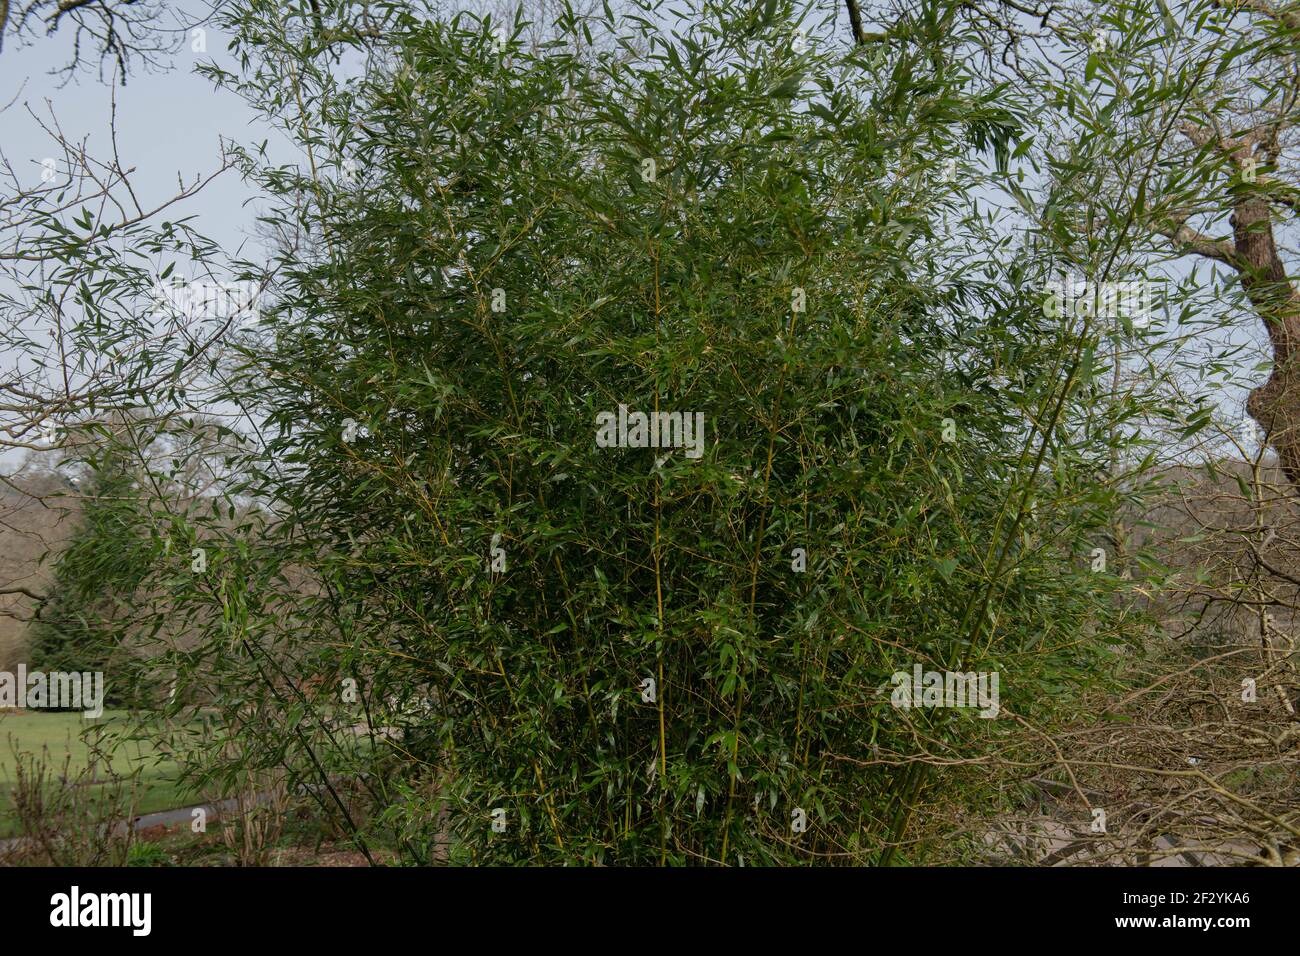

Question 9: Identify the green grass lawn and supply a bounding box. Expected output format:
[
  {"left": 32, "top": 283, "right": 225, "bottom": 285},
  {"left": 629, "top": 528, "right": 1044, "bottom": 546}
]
[{"left": 0, "top": 710, "right": 197, "bottom": 837}]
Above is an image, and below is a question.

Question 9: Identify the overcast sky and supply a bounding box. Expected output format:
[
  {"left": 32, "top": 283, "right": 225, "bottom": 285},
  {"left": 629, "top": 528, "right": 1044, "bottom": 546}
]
[{"left": 3, "top": 2, "right": 269, "bottom": 261}]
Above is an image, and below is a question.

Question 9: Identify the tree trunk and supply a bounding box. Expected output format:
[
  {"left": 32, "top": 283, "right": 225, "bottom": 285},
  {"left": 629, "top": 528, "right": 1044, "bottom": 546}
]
[{"left": 1232, "top": 194, "right": 1300, "bottom": 488}]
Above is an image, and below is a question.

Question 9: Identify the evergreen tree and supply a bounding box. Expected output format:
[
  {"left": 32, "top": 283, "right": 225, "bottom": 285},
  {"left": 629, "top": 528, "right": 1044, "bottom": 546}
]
[{"left": 28, "top": 447, "right": 151, "bottom": 702}]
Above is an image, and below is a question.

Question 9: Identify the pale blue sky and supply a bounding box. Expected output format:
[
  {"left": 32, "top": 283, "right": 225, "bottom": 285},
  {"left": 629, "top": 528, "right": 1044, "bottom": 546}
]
[{"left": 2, "top": 2, "right": 266, "bottom": 264}]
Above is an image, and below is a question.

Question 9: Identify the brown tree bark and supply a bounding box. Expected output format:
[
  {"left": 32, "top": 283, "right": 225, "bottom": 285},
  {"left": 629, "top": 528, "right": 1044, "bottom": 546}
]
[
  {"left": 1163, "top": 119, "right": 1300, "bottom": 489},
  {"left": 1234, "top": 195, "right": 1300, "bottom": 487}
]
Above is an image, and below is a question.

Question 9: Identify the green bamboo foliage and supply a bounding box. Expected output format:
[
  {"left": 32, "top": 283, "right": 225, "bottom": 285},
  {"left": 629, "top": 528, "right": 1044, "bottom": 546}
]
[{"left": 106, "top": 0, "right": 1169, "bottom": 865}]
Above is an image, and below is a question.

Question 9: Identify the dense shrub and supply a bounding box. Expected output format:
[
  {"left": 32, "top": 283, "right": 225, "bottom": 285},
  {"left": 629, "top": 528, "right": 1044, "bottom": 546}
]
[{"left": 114, "top": 0, "right": 1152, "bottom": 864}]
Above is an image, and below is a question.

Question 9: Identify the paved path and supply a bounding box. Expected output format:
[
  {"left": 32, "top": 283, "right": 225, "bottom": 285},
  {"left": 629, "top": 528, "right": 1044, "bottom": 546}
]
[{"left": 0, "top": 796, "right": 251, "bottom": 857}]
